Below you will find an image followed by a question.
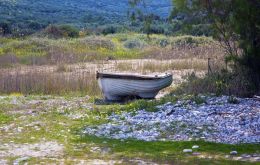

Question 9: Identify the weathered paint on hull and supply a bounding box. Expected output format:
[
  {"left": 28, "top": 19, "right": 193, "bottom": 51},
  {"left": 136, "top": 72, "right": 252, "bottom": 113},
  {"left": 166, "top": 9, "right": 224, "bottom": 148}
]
[{"left": 98, "top": 75, "right": 173, "bottom": 101}]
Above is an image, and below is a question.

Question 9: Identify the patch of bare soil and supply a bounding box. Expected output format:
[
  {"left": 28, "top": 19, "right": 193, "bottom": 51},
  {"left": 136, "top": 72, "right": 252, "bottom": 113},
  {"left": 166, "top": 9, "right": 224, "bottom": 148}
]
[{"left": 0, "top": 141, "right": 64, "bottom": 158}]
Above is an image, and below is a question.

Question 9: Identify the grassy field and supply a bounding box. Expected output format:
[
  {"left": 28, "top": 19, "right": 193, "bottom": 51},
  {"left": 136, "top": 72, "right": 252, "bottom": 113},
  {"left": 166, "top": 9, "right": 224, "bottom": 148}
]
[
  {"left": 1, "top": 33, "right": 255, "bottom": 164},
  {"left": 0, "top": 95, "right": 259, "bottom": 164},
  {"left": 0, "top": 34, "right": 224, "bottom": 66},
  {"left": 0, "top": 33, "right": 224, "bottom": 95}
]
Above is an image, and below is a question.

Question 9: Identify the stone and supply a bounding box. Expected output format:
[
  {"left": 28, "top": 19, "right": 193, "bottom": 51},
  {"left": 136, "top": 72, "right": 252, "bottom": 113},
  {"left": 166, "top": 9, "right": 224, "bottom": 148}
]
[
  {"left": 241, "top": 154, "right": 251, "bottom": 158},
  {"left": 230, "top": 151, "right": 238, "bottom": 155},
  {"left": 13, "top": 157, "right": 30, "bottom": 165},
  {"left": 192, "top": 145, "right": 199, "bottom": 149},
  {"left": 192, "top": 152, "right": 201, "bottom": 156},
  {"left": 225, "top": 155, "right": 230, "bottom": 158},
  {"left": 183, "top": 149, "right": 193, "bottom": 153},
  {"left": 83, "top": 95, "right": 260, "bottom": 144}
]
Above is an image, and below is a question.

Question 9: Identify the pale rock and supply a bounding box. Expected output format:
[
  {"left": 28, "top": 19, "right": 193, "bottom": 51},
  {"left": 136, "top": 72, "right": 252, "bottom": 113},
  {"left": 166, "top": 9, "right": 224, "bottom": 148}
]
[
  {"left": 192, "top": 145, "right": 199, "bottom": 149},
  {"left": 183, "top": 149, "right": 193, "bottom": 153},
  {"left": 230, "top": 151, "right": 238, "bottom": 155}
]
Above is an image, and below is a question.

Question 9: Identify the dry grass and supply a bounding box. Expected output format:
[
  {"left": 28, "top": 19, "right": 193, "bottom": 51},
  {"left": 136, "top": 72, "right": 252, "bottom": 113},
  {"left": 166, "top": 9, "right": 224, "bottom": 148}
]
[
  {"left": 0, "top": 33, "right": 226, "bottom": 95},
  {"left": 115, "top": 59, "right": 224, "bottom": 73},
  {"left": 0, "top": 66, "right": 100, "bottom": 96},
  {"left": 0, "top": 34, "right": 225, "bottom": 68},
  {"left": 0, "top": 59, "right": 215, "bottom": 95}
]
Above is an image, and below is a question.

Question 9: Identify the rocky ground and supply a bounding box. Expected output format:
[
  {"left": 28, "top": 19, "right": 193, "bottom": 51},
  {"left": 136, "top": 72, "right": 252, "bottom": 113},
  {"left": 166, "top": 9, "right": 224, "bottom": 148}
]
[
  {"left": 0, "top": 95, "right": 260, "bottom": 164},
  {"left": 84, "top": 96, "right": 260, "bottom": 144}
]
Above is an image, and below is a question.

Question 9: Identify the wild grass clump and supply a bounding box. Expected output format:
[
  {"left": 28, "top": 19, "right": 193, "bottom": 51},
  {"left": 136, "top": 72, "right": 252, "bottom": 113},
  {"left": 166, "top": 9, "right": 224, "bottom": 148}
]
[
  {"left": 170, "top": 35, "right": 215, "bottom": 47},
  {"left": 43, "top": 24, "right": 79, "bottom": 38},
  {"left": 0, "top": 111, "right": 12, "bottom": 124},
  {"left": 0, "top": 34, "right": 225, "bottom": 68},
  {"left": 123, "top": 39, "right": 147, "bottom": 49},
  {"left": 56, "top": 63, "right": 73, "bottom": 72},
  {"left": 0, "top": 68, "right": 101, "bottom": 96},
  {"left": 115, "top": 59, "right": 222, "bottom": 73},
  {"left": 173, "top": 69, "right": 259, "bottom": 97}
]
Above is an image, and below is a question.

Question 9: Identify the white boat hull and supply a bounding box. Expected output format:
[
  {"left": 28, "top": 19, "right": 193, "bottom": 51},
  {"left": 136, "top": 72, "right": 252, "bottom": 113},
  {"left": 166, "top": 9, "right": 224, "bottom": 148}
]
[{"left": 97, "top": 73, "right": 173, "bottom": 101}]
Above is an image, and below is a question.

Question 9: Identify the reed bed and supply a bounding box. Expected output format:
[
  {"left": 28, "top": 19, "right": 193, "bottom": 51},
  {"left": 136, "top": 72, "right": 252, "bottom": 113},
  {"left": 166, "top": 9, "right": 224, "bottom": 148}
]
[
  {"left": 0, "top": 67, "right": 100, "bottom": 95},
  {"left": 114, "top": 59, "right": 224, "bottom": 74},
  {"left": 0, "top": 59, "right": 220, "bottom": 95},
  {"left": 0, "top": 34, "right": 225, "bottom": 68}
]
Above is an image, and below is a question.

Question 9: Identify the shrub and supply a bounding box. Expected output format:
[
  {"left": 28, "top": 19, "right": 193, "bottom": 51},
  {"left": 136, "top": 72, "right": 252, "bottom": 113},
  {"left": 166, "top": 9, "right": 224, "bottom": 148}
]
[
  {"left": 80, "top": 37, "right": 115, "bottom": 50},
  {"left": 228, "top": 95, "right": 239, "bottom": 104},
  {"left": 44, "top": 24, "right": 79, "bottom": 38},
  {"left": 101, "top": 26, "right": 117, "bottom": 35},
  {"left": 123, "top": 39, "right": 146, "bottom": 49},
  {"left": 59, "top": 25, "right": 79, "bottom": 38},
  {"left": 28, "top": 21, "right": 46, "bottom": 30},
  {"left": 157, "top": 39, "right": 170, "bottom": 47},
  {"left": 173, "top": 69, "right": 259, "bottom": 97},
  {"left": 0, "top": 22, "right": 12, "bottom": 35},
  {"left": 171, "top": 35, "right": 213, "bottom": 47}
]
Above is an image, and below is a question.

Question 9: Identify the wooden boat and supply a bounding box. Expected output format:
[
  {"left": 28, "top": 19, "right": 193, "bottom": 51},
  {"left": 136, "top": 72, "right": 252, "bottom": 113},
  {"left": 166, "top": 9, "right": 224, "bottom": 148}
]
[{"left": 96, "top": 72, "right": 173, "bottom": 101}]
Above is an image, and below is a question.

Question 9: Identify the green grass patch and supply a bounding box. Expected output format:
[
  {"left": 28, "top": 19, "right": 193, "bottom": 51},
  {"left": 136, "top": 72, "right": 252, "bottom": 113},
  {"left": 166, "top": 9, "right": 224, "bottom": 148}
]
[
  {"left": 0, "top": 95, "right": 259, "bottom": 164},
  {"left": 0, "top": 34, "right": 219, "bottom": 67},
  {"left": 0, "top": 111, "right": 12, "bottom": 124},
  {"left": 76, "top": 135, "right": 260, "bottom": 164},
  {"left": 93, "top": 95, "right": 179, "bottom": 114}
]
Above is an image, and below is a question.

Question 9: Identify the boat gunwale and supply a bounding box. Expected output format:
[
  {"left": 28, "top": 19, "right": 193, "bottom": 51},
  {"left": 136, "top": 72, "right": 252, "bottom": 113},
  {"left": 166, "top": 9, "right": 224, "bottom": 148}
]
[{"left": 96, "top": 72, "right": 172, "bottom": 80}]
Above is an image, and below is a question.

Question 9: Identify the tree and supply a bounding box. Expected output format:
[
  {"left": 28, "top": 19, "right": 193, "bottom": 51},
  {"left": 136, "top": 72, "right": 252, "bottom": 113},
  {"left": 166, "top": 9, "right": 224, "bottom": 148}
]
[
  {"left": 44, "top": 24, "right": 79, "bottom": 38},
  {"left": 128, "top": 0, "right": 153, "bottom": 38},
  {"left": 0, "top": 22, "right": 12, "bottom": 35},
  {"left": 130, "top": 0, "right": 260, "bottom": 92},
  {"left": 172, "top": 0, "right": 260, "bottom": 90}
]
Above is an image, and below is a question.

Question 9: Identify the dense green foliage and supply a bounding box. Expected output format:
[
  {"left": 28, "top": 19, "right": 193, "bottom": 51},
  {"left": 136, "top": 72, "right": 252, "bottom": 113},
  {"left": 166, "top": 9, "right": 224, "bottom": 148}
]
[
  {"left": 0, "top": 34, "right": 216, "bottom": 67},
  {"left": 44, "top": 25, "right": 79, "bottom": 38},
  {"left": 0, "top": 0, "right": 215, "bottom": 37},
  {"left": 174, "top": 71, "right": 257, "bottom": 97},
  {"left": 0, "top": 0, "right": 173, "bottom": 36},
  {"left": 170, "top": 0, "right": 260, "bottom": 95}
]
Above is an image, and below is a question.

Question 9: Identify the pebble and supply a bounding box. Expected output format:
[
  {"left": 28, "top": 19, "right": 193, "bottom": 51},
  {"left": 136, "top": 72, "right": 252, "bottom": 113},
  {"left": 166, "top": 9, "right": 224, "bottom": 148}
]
[
  {"left": 13, "top": 156, "right": 30, "bottom": 165},
  {"left": 192, "top": 145, "right": 199, "bottom": 149},
  {"left": 83, "top": 96, "right": 260, "bottom": 144},
  {"left": 192, "top": 152, "right": 201, "bottom": 156},
  {"left": 183, "top": 149, "right": 193, "bottom": 153},
  {"left": 230, "top": 151, "right": 238, "bottom": 155}
]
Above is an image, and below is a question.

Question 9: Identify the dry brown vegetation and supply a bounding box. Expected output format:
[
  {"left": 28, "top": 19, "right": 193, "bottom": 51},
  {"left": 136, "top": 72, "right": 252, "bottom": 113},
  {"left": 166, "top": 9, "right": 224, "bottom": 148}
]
[
  {"left": 0, "top": 59, "right": 212, "bottom": 95},
  {"left": 0, "top": 64, "right": 99, "bottom": 95},
  {"left": 0, "top": 34, "right": 226, "bottom": 95},
  {"left": 0, "top": 34, "right": 225, "bottom": 67}
]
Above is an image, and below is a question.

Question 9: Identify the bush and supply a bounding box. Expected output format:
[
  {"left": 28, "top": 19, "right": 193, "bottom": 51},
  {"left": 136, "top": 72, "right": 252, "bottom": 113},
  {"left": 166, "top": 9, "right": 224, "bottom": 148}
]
[
  {"left": 157, "top": 39, "right": 170, "bottom": 47},
  {"left": 44, "top": 24, "right": 79, "bottom": 38},
  {"left": 123, "top": 39, "right": 146, "bottom": 49},
  {"left": 0, "top": 22, "right": 12, "bottom": 35},
  {"left": 80, "top": 37, "right": 115, "bottom": 50},
  {"left": 173, "top": 69, "right": 259, "bottom": 97},
  {"left": 101, "top": 26, "right": 117, "bottom": 35},
  {"left": 28, "top": 21, "right": 46, "bottom": 30},
  {"left": 171, "top": 35, "right": 213, "bottom": 47}
]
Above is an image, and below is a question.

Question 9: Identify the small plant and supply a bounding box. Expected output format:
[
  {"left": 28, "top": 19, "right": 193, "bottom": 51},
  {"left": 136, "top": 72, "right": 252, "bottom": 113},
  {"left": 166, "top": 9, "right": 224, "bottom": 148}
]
[
  {"left": 228, "top": 95, "right": 239, "bottom": 104},
  {"left": 0, "top": 22, "right": 12, "bottom": 35},
  {"left": 123, "top": 39, "right": 146, "bottom": 49},
  {"left": 192, "top": 95, "right": 206, "bottom": 105},
  {"left": 101, "top": 26, "right": 117, "bottom": 35},
  {"left": 56, "top": 63, "right": 72, "bottom": 72},
  {"left": 0, "top": 111, "right": 12, "bottom": 124},
  {"left": 215, "top": 79, "right": 228, "bottom": 96},
  {"left": 44, "top": 24, "right": 79, "bottom": 38}
]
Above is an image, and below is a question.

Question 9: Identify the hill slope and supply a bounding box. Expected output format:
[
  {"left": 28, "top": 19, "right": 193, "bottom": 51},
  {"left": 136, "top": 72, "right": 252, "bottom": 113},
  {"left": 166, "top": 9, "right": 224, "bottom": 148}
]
[{"left": 0, "top": 0, "right": 172, "bottom": 27}]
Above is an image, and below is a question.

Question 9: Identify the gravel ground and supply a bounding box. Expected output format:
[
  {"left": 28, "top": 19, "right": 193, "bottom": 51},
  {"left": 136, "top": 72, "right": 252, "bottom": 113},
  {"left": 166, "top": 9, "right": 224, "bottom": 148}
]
[{"left": 84, "top": 96, "right": 260, "bottom": 144}]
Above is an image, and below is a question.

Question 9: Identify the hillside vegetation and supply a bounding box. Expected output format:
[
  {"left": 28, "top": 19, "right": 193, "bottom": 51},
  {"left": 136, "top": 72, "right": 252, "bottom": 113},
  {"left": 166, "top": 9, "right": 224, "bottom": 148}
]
[
  {"left": 0, "top": 34, "right": 222, "bottom": 67},
  {"left": 0, "top": 0, "right": 172, "bottom": 35}
]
